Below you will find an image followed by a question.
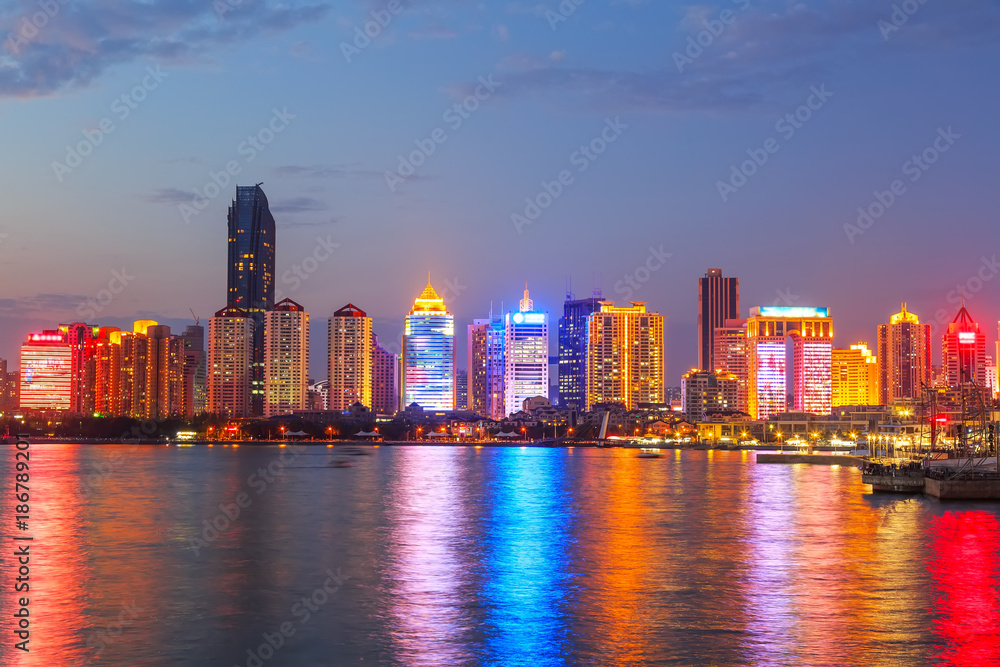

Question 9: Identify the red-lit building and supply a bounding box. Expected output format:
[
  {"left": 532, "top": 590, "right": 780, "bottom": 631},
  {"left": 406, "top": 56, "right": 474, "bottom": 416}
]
[
  {"left": 19, "top": 331, "right": 73, "bottom": 411},
  {"left": 942, "top": 304, "right": 986, "bottom": 388}
]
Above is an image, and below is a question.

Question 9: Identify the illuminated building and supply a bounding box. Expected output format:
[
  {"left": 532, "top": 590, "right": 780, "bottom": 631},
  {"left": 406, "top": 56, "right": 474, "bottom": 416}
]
[
  {"left": 182, "top": 325, "right": 206, "bottom": 416},
  {"left": 941, "top": 303, "right": 986, "bottom": 387},
  {"left": 681, "top": 369, "right": 740, "bottom": 422},
  {"left": 402, "top": 282, "right": 455, "bottom": 411},
  {"left": 19, "top": 330, "right": 73, "bottom": 411},
  {"left": 60, "top": 322, "right": 97, "bottom": 413},
  {"left": 713, "top": 318, "right": 749, "bottom": 413},
  {"left": 227, "top": 184, "right": 276, "bottom": 416},
  {"left": 144, "top": 324, "right": 187, "bottom": 420},
  {"left": 698, "top": 268, "right": 739, "bottom": 372},
  {"left": 747, "top": 306, "right": 833, "bottom": 419},
  {"left": 0, "top": 358, "right": 18, "bottom": 412},
  {"left": 456, "top": 369, "right": 468, "bottom": 410},
  {"left": 504, "top": 287, "right": 549, "bottom": 417},
  {"left": 263, "top": 298, "right": 310, "bottom": 417},
  {"left": 832, "top": 343, "right": 879, "bottom": 406},
  {"left": 372, "top": 333, "right": 398, "bottom": 415},
  {"left": 585, "top": 301, "right": 665, "bottom": 411},
  {"left": 987, "top": 355, "right": 998, "bottom": 398},
  {"left": 468, "top": 314, "right": 505, "bottom": 419},
  {"left": 558, "top": 290, "right": 602, "bottom": 408},
  {"left": 876, "top": 303, "right": 931, "bottom": 404},
  {"left": 328, "top": 303, "right": 372, "bottom": 411},
  {"left": 86, "top": 327, "right": 122, "bottom": 416},
  {"left": 207, "top": 306, "right": 254, "bottom": 418}
]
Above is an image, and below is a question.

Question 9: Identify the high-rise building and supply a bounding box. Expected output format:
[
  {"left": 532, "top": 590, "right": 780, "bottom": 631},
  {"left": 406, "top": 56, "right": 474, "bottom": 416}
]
[
  {"left": 681, "top": 369, "right": 740, "bottom": 422},
  {"left": 876, "top": 303, "right": 931, "bottom": 405},
  {"left": 328, "top": 303, "right": 372, "bottom": 411},
  {"left": 227, "top": 184, "right": 276, "bottom": 416},
  {"left": 144, "top": 324, "right": 187, "bottom": 420},
  {"left": 456, "top": 369, "right": 468, "bottom": 411},
  {"left": 0, "top": 358, "right": 18, "bottom": 412},
  {"left": 61, "top": 322, "right": 97, "bottom": 413},
  {"left": 263, "top": 299, "right": 310, "bottom": 417},
  {"left": 585, "top": 301, "right": 665, "bottom": 410},
  {"left": 832, "top": 343, "right": 879, "bottom": 407},
  {"left": 987, "top": 355, "right": 998, "bottom": 398},
  {"left": 86, "top": 327, "right": 122, "bottom": 416},
  {"left": 182, "top": 325, "right": 207, "bottom": 416},
  {"left": 372, "top": 334, "right": 398, "bottom": 415},
  {"left": 558, "top": 291, "right": 603, "bottom": 408},
  {"left": 942, "top": 303, "right": 987, "bottom": 388},
  {"left": 207, "top": 307, "right": 254, "bottom": 418},
  {"left": 746, "top": 306, "right": 833, "bottom": 419},
  {"left": 698, "top": 269, "right": 740, "bottom": 372},
  {"left": 19, "top": 330, "right": 73, "bottom": 411},
  {"left": 504, "top": 287, "right": 549, "bottom": 416},
  {"left": 713, "top": 318, "right": 749, "bottom": 413},
  {"left": 468, "top": 315, "right": 505, "bottom": 419},
  {"left": 402, "top": 282, "right": 455, "bottom": 411}
]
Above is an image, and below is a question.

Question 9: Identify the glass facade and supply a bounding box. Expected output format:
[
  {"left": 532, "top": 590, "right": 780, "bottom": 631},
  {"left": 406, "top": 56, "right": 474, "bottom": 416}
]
[
  {"left": 504, "top": 289, "right": 549, "bottom": 416},
  {"left": 403, "top": 283, "right": 455, "bottom": 411},
  {"left": 558, "top": 294, "right": 603, "bottom": 407}
]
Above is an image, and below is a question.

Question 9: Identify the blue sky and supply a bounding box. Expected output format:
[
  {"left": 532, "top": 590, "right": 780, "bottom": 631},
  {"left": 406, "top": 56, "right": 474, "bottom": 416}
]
[{"left": 1, "top": 0, "right": 999, "bottom": 383}]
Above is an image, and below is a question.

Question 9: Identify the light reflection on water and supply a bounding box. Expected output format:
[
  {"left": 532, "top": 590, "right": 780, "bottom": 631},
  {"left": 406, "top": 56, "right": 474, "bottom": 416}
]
[{"left": 0, "top": 445, "right": 998, "bottom": 666}]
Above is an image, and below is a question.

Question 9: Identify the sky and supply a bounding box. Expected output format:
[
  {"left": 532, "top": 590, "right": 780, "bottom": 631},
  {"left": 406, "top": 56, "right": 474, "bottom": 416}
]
[{"left": 1, "top": 0, "right": 999, "bottom": 384}]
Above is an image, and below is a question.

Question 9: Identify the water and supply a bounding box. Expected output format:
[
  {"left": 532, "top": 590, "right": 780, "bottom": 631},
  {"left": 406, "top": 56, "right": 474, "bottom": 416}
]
[{"left": 1, "top": 444, "right": 999, "bottom": 666}]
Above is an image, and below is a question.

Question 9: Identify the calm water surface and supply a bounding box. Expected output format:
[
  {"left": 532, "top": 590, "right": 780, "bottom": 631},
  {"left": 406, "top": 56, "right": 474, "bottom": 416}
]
[{"left": 1, "top": 444, "right": 999, "bottom": 666}]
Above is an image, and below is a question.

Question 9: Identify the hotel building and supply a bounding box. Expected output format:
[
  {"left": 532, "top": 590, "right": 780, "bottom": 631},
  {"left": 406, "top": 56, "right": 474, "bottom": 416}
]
[
  {"left": 585, "top": 301, "right": 665, "bottom": 411},
  {"left": 402, "top": 282, "right": 456, "bottom": 411},
  {"left": 942, "top": 303, "right": 987, "bottom": 387}
]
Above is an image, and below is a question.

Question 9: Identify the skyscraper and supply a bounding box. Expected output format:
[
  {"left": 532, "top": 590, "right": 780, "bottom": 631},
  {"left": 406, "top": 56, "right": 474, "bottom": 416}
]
[
  {"left": 876, "top": 303, "right": 931, "bottom": 405},
  {"left": 227, "top": 184, "right": 276, "bottom": 416},
  {"left": 832, "top": 343, "right": 879, "bottom": 407},
  {"left": 402, "top": 282, "right": 455, "bottom": 411},
  {"left": 585, "top": 301, "right": 665, "bottom": 410},
  {"left": 503, "top": 287, "right": 549, "bottom": 416},
  {"left": 456, "top": 369, "right": 468, "bottom": 411},
  {"left": 144, "top": 324, "right": 187, "bottom": 420},
  {"left": 698, "top": 269, "right": 739, "bottom": 372},
  {"left": 713, "top": 318, "right": 749, "bottom": 413},
  {"left": 263, "top": 299, "right": 310, "bottom": 417},
  {"left": 62, "top": 322, "right": 96, "bottom": 414},
  {"left": 182, "top": 324, "right": 206, "bottom": 416},
  {"left": 327, "top": 303, "right": 372, "bottom": 410},
  {"left": 372, "top": 333, "right": 399, "bottom": 415},
  {"left": 207, "top": 306, "right": 254, "bottom": 418},
  {"left": 942, "top": 303, "right": 987, "bottom": 388},
  {"left": 746, "top": 306, "right": 833, "bottom": 419},
  {"left": 558, "top": 290, "right": 603, "bottom": 408},
  {"left": 468, "top": 315, "right": 505, "bottom": 419}
]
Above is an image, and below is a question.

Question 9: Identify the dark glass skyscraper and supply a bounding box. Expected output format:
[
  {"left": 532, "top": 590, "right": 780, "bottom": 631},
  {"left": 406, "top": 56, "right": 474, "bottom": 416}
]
[
  {"left": 227, "top": 184, "right": 275, "bottom": 416},
  {"left": 698, "top": 268, "right": 739, "bottom": 372},
  {"left": 558, "top": 290, "right": 603, "bottom": 408}
]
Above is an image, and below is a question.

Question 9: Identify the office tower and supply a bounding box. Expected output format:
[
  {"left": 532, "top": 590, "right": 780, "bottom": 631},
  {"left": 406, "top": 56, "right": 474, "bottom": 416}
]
[
  {"left": 585, "top": 301, "right": 665, "bottom": 410},
  {"left": 19, "top": 330, "right": 73, "bottom": 411},
  {"left": 876, "top": 303, "right": 931, "bottom": 404},
  {"left": 207, "top": 307, "right": 254, "bottom": 418},
  {"left": 698, "top": 269, "right": 740, "bottom": 372},
  {"left": 681, "top": 369, "right": 740, "bottom": 422},
  {"left": 227, "top": 184, "right": 276, "bottom": 416},
  {"left": 746, "top": 306, "right": 833, "bottom": 419},
  {"left": 263, "top": 299, "right": 310, "bottom": 417},
  {"left": 372, "top": 334, "right": 399, "bottom": 415},
  {"left": 558, "top": 290, "right": 603, "bottom": 407},
  {"left": 832, "top": 343, "right": 879, "bottom": 406},
  {"left": 181, "top": 325, "right": 207, "bottom": 416},
  {"left": 942, "top": 303, "right": 987, "bottom": 388},
  {"left": 402, "top": 281, "right": 456, "bottom": 411},
  {"left": 328, "top": 303, "right": 372, "bottom": 411},
  {"left": 504, "top": 287, "right": 549, "bottom": 416},
  {"left": 714, "top": 318, "right": 749, "bottom": 413},
  {"left": 456, "top": 369, "right": 468, "bottom": 411},
  {"left": 468, "top": 315, "right": 505, "bottom": 419}
]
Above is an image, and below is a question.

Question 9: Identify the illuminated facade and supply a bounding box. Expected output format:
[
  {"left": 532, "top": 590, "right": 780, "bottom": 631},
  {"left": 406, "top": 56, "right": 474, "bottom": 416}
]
[
  {"left": 328, "top": 303, "right": 372, "bottom": 411},
  {"left": 503, "top": 287, "right": 549, "bottom": 416},
  {"left": 182, "top": 325, "right": 206, "bottom": 417},
  {"left": 698, "top": 268, "right": 740, "bottom": 372},
  {"left": 144, "top": 324, "right": 187, "bottom": 420},
  {"left": 713, "top": 318, "right": 749, "bottom": 413},
  {"left": 681, "top": 369, "right": 739, "bottom": 422},
  {"left": 227, "top": 184, "right": 276, "bottom": 416},
  {"left": 876, "top": 303, "right": 931, "bottom": 404},
  {"left": 832, "top": 343, "right": 879, "bottom": 406},
  {"left": 62, "top": 322, "right": 97, "bottom": 413},
  {"left": 19, "top": 331, "right": 73, "bottom": 411},
  {"left": 264, "top": 299, "right": 310, "bottom": 417},
  {"left": 747, "top": 306, "right": 833, "bottom": 419},
  {"left": 558, "top": 292, "right": 603, "bottom": 408},
  {"left": 941, "top": 303, "right": 986, "bottom": 387},
  {"left": 402, "top": 282, "right": 455, "bottom": 411},
  {"left": 372, "top": 334, "right": 399, "bottom": 415},
  {"left": 585, "top": 301, "right": 665, "bottom": 411},
  {"left": 468, "top": 315, "right": 505, "bottom": 419},
  {"left": 207, "top": 307, "right": 254, "bottom": 418}
]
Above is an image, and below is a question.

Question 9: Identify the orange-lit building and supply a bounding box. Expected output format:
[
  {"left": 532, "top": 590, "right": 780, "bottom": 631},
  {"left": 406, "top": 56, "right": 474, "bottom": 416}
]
[
  {"left": 207, "top": 306, "right": 254, "bottom": 418},
  {"left": 585, "top": 301, "right": 665, "bottom": 411},
  {"left": 264, "top": 298, "right": 310, "bottom": 417},
  {"left": 713, "top": 318, "right": 749, "bottom": 413},
  {"left": 832, "top": 343, "right": 879, "bottom": 406},
  {"left": 328, "top": 303, "right": 371, "bottom": 411},
  {"left": 876, "top": 303, "right": 931, "bottom": 404},
  {"left": 19, "top": 330, "right": 73, "bottom": 411}
]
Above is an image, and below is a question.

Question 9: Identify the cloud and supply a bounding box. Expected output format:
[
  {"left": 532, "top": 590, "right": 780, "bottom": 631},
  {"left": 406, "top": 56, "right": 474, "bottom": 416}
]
[
  {"left": 270, "top": 196, "right": 327, "bottom": 214},
  {"left": 0, "top": 293, "right": 91, "bottom": 315},
  {"left": 274, "top": 163, "right": 382, "bottom": 178},
  {"left": 143, "top": 188, "right": 191, "bottom": 205}
]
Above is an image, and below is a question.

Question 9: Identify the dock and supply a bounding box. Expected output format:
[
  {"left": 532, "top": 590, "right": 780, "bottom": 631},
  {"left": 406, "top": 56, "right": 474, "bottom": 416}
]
[{"left": 756, "top": 453, "right": 864, "bottom": 466}]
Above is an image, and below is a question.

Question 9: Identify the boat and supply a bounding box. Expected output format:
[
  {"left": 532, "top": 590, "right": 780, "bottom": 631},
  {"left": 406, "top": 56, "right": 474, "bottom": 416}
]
[{"left": 637, "top": 448, "right": 662, "bottom": 458}]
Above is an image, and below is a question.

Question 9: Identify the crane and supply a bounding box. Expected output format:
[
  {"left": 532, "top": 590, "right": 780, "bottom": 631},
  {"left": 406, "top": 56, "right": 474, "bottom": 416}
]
[{"left": 189, "top": 308, "right": 199, "bottom": 326}]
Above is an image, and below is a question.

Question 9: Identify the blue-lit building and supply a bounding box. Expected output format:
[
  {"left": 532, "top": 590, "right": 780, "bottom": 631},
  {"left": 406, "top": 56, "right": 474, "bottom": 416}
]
[
  {"left": 558, "top": 290, "right": 603, "bottom": 408},
  {"left": 468, "top": 314, "right": 506, "bottom": 420},
  {"left": 402, "top": 282, "right": 456, "bottom": 411},
  {"left": 227, "top": 184, "right": 275, "bottom": 416},
  {"left": 504, "top": 287, "right": 549, "bottom": 416}
]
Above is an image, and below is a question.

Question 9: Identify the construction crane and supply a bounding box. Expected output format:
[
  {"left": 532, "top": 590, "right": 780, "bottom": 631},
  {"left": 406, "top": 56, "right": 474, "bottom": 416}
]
[{"left": 189, "top": 308, "right": 199, "bottom": 326}]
